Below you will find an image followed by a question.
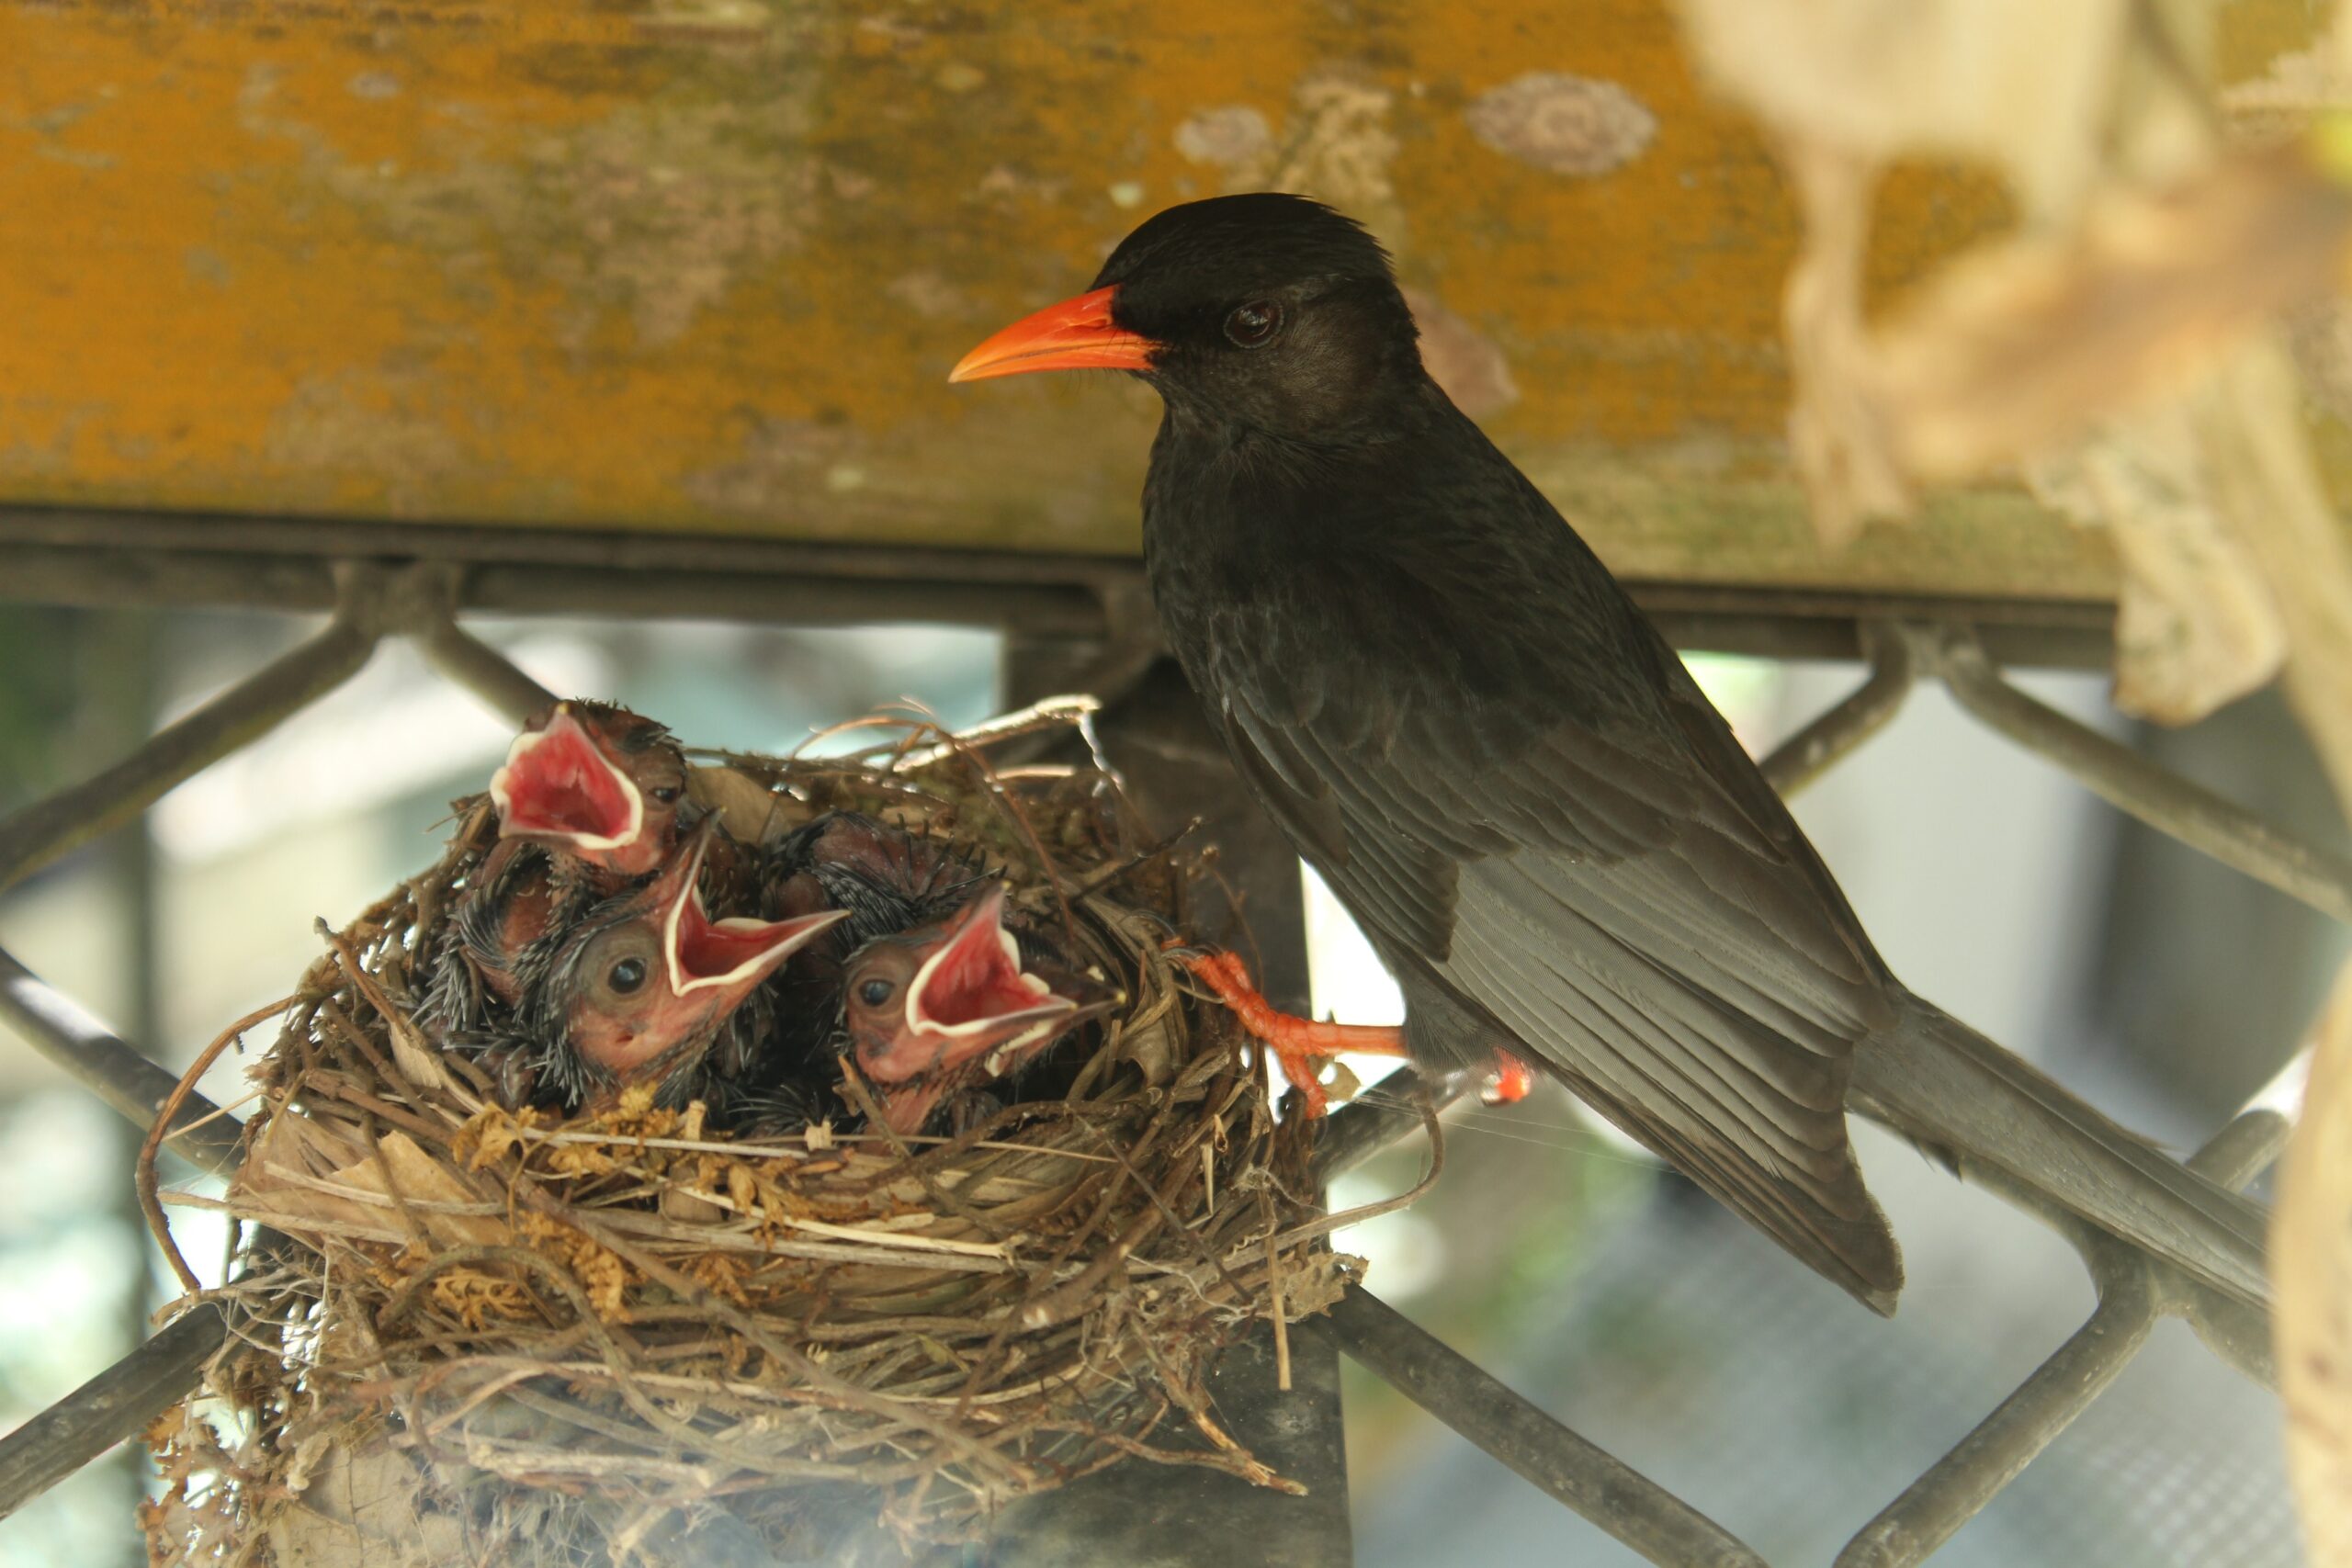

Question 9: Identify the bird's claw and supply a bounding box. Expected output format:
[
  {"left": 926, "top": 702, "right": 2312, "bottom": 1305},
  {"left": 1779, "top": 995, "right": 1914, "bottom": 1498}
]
[{"left": 1274, "top": 1043, "right": 1332, "bottom": 1120}]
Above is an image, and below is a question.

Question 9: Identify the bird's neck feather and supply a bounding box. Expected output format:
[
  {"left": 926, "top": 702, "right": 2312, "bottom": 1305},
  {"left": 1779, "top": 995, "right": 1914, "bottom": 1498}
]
[{"left": 1141, "top": 386, "right": 1528, "bottom": 600}]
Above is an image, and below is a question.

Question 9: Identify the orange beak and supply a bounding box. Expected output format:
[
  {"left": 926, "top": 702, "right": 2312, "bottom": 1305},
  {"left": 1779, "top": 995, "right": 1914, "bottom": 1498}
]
[{"left": 949, "top": 286, "right": 1159, "bottom": 382}]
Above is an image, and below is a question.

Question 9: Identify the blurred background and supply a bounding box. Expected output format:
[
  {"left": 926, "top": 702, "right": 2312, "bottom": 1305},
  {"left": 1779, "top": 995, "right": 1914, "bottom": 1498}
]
[{"left": 0, "top": 604, "right": 2329, "bottom": 1565}]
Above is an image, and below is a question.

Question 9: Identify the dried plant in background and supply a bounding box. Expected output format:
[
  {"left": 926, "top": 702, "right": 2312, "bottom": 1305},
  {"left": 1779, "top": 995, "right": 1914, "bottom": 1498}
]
[{"left": 1677, "top": 0, "right": 2352, "bottom": 754}]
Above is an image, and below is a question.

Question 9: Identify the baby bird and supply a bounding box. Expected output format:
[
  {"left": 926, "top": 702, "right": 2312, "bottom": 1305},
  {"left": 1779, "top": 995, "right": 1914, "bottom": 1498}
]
[
  {"left": 491, "top": 701, "right": 688, "bottom": 882},
  {"left": 516, "top": 818, "right": 848, "bottom": 1114},
  {"left": 839, "top": 883, "right": 1116, "bottom": 1135}
]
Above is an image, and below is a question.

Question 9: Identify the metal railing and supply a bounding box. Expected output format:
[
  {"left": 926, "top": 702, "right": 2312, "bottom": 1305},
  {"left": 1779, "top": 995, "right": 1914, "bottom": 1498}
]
[{"left": 0, "top": 510, "right": 2327, "bottom": 1565}]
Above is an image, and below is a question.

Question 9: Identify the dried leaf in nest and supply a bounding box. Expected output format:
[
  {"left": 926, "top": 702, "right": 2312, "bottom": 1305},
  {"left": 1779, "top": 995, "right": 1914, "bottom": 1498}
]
[
  {"left": 2276, "top": 960, "right": 2352, "bottom": 1566},
  {"left": 516, "top": 1212, "right": 635, "bottom": 1322},
  {"left": 239, "top": 1115, "right": 504, "bottom": 1249},
  {"left": 270, "top": 1439, "right": 472, "bottom": 1568},
  {"left": 687, "top": 760, "right": 800, "bottom": 843}
]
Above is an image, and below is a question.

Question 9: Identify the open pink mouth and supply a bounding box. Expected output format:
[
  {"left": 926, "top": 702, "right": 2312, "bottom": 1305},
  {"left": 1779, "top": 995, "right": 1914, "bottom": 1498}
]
[
  {"left": 490, "top": 707, "right": 642, "bottom": 850},
  {"left": 659, "top": 826, "right": 848, "bottom": 994},
  {"left": 908, "top": 885, "right": 1075, "bottom": 1037}
]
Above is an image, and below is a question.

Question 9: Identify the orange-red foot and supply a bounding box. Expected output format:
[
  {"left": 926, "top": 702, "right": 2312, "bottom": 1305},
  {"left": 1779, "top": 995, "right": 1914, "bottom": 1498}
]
[{"left": 1174, "top": 949, "right": 1404, "bottom": 1119}]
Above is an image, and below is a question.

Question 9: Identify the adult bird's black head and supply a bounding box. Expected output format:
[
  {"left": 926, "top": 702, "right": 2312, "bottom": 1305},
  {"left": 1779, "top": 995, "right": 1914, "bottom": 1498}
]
[{"left": 951, "top": 193, "right": 1423, "bottom": 443}]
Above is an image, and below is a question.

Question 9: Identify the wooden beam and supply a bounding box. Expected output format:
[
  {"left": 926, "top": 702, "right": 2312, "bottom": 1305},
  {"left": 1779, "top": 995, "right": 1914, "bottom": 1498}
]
[{"left": 0, "top": 2, "right": 2325, "bottom": 592}]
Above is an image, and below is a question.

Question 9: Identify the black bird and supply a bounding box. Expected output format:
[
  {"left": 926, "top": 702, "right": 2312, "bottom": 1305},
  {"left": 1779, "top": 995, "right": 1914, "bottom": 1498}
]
[{"left": 953, "top": 192, "right": 2267, "bottom": 1313}]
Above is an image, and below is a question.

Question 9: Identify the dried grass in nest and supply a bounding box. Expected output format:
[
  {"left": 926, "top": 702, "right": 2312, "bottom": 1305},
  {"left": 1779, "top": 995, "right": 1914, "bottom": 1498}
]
[{"left": 141, "top": 706, "right": 1374, "bottom": 1566}]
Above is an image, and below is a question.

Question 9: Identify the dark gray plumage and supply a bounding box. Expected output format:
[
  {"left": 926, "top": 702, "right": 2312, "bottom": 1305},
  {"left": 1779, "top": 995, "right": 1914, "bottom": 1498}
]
[{"left": 967, "top": 192, "right": 2267, "bottom": 1313}]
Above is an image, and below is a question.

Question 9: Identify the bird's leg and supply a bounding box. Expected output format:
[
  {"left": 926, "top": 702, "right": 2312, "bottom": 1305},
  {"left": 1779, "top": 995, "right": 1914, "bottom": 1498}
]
[
  {"left": 1173, "top": 949, "right": 1405, "bottom": 1119},
  {"left": 1176, "top": 948, "right": 1535, "bottom": 1116}
]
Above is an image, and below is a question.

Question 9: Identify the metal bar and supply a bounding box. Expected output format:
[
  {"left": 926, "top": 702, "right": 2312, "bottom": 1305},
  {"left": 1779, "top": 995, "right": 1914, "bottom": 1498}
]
[
  {"left": 0, "top": 586, "right": 382, "bottom": 894},
  {"left": 408, "top": 604, "right": 560, "bottom": 724},
  {"left": 0, "top": 545, "right": 335, "bottom": 612},
  {"left": 1310, "top": 1288, "right": 1769, "bottom": 1568},
  {"left": 2163, "top": 1106, "right": 2290, "bottom": 1386},
  {"left": 2189, "top": 1106, "right": 2293, "bottom": 1190},
  {"left": 0, "top": 505, "right": 1145, "bottom": 592},
  {"left": 2184, "top": 1292, "right": 2278, "bottom": 1388},
  {"left": 1923, "top": 626, "right": 2352, "bottom": 927},
  {"left": 0, "top": 1303, "right": 230, "bottom": 1525},
  {"left": 1647, "top": 609, "right": 2109, "bottom": 671},
  {"left": 0, "top": 506, "right": 2117, "bottom": 668},
  {"left": 1311, "top": 1068, "right": 1469, "bottom": 1186},
  {"left": 1836, "top": 1103, "right": 2287, "bottom": 1567},
  {"left": 1835, "top": 1272, "right": 2157, "bottom": 1568},
  {"left": 979, "top": 1322, "right": 1352, "bottom": 1566},
  {"left": 465, "top": 562, "right": 1112, "bottom": 636},
  {"left": 0, "top": 542, "right": 1114, "bottom": 637},
  {"left": 1759, "top": 623, "right": 1916, "bottom": 796},
  {"left": 99, "top": 618, "right": 168, "bottom": 1550},
  {"left": 0, "top": 947, "right": 240, "bottom": 1176}
]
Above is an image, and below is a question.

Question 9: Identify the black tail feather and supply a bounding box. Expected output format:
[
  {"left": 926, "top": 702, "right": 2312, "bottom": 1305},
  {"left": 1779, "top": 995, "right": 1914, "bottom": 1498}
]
[{"left": 1852, "top": 998, "right": 2268, "bottom": 1308}]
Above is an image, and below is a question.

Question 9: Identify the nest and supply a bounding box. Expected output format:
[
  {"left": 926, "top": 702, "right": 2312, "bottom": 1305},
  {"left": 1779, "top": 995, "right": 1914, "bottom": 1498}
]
[{"left": 141, "top": 707, "right": 1363, "bottom": 1566}]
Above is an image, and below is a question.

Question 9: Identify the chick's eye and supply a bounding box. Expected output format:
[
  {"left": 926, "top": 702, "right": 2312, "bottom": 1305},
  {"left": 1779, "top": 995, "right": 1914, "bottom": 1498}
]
[
  {"left": 1224, "top": 300, "right": 1283, "bottom": 348},
  {"left": 647, "top": 785, "right": 681, "bottom": 805},
  {"left": 858, "top": 978, "right": 895, "bottom": 1008},
  {"left": 607, "top": 957, "right": 648, "bottom": 995}
]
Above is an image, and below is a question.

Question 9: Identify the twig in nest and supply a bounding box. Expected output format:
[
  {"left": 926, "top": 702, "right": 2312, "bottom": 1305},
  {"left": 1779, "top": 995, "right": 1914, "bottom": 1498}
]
[
  {"left": 139, "top": 993, "right": 298, "bottom": 1294},
  {"left": 903, "top": 705, "right": 1083, "bottom": 953},
  {"left": 1261, "top": 1190, "right": 1291, "bottom": 1393}
]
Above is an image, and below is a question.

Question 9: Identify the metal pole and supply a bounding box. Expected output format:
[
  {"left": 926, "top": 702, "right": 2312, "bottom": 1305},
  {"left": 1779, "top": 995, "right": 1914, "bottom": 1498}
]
[
  {"left": 0, "top": 1305, "right": 230, "bottom": 1525},
  {"left": 1310, "top": 1288, "right": 1769, "bottom": 1568},
  {"left": 1924, "top": 626, "right": 2352, "bottom": 926},
  {"left": 0, "top": 591, "right": 381, "bottom": 895}
]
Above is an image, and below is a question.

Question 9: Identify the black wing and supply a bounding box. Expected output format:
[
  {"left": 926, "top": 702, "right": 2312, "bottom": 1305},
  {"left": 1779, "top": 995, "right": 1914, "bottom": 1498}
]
[{"left": 1185, "top": 529, "right": 1905, "bottom": 1309}]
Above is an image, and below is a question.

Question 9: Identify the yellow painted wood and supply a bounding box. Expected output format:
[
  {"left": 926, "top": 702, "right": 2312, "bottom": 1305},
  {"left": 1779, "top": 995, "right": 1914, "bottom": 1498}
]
[{"left": 0, "top": 1, "right": 2324, "bottom": 594}]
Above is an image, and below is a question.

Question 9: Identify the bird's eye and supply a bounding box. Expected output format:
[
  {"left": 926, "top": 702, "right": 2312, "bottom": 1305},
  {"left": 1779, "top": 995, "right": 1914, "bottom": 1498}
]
[
  {"left": 858, "top": 978, "right": 895, "bottom": 1007},
  {"left": 647, "top": 785, "right": 681, "bottom": 805},
  {"left": 1224, "top": 300, "right": 1283, "bottom": 349},
  {"left": 607, "top": 957, "right": 648, "bottom": 994}
]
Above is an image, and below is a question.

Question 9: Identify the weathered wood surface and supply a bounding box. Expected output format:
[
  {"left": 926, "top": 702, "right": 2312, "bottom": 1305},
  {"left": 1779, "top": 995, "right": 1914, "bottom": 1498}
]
[{"left": 0, "top": 1, "right": 2326, "bottom": 594}]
